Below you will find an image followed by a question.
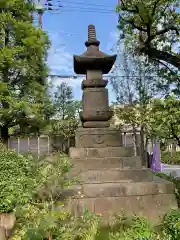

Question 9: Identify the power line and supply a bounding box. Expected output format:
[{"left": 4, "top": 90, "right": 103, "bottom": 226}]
[
  {"left": 56, "top": 5, "right": 114, "bottom": 12},
  {"left": 43, "top": 0, "right": 116, "bottom": 14},
  {"left": 58, "top": 0, "right": 114, "bottom": 8},
  {"left": 50, "top": 9, "right": 115, "bottom": 14},
  {"left": 48, "top": 74, "right": 161, "bottom": 78}
]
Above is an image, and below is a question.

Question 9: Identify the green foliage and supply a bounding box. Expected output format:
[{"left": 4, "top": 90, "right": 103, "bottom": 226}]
[
  {"left": 9, "top": 152, "right": 101, "bottom": 240},
  {"left": 96, "top": 211, "right": 180, "bottom": 240},
  {"left": 116, "top": 0, "right": 180, "bottom": 70},
  {"left": 0, "top": 0, "right": 51, "bottom": 141},
  {"left": 0, "top": 148, "right": 39, "bottom": 212},
  {"left": 108, "top": 215, "right": 155, "bottom": 240},
  {"left": 150, "top": 95, "right": 180, "bottom": 145},
  {"left": 53, "top": 82, "right": 82, "bottom": 121},
  {"left": 11, "top": 207, "right": 100, "bottom": 240},
  {"left": 47, "top": 119, "right": 79, "bottom": 139},
  {"left": 156, "top": 172, "right": 180, "bottom": 207},
  {"left": 161, "top": 209, "right": 180, "bottom": 240},
  {"left": 161, "top": 151, "right": 180, "bottom": 165}
]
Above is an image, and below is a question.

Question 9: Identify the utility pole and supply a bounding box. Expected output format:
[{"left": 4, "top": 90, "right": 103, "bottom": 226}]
[{"left": 35, "top": 0, "right": 45, "bottom": 28}]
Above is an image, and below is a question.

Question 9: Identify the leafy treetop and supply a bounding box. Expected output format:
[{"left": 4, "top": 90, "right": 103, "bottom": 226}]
[{"left": 116, "top": 0, "right": 180, "bottom": 70}]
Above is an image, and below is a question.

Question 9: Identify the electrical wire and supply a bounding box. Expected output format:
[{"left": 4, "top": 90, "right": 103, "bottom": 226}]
[
  {"left": 48, "top": 74, "right": 161, "bottom": 78},
  {"left": 50, "top": 10, "right": 116, "bottom": 14},
  {"left": 57, "top": 0, "right": 114, "bottom": 8},
  {"left": 55, "top": 5, "right": 114, "bottom": 12},
  {"left": 44, "top": 0, "right": 116, "bottom": 14}
]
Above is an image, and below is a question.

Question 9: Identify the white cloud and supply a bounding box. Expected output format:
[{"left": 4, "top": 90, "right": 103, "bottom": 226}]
[
  {"left": 107, "top": 29, "right": 121, "bottom": 52},
  {"left": 47, "top": 32, "right": 74, "bottom": 75},
  {"left": 47, "top": 76, "right": 83, "bottom": 88}
]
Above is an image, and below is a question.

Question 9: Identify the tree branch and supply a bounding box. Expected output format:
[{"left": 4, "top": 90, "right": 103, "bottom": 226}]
[
  {"left": 120, "top": 0, "right": 138, "bottom": 14},
  {"left": 154, "top": 59, "right": 179, "bottom": 77},
  {"left": 152, "top": 0, "right": 161, "bottom": 17},
  {"left": 139, "top": 46, "right": 180, "bottom": 69},
  {"left": 147, "top": 25, "right": 179, "bottom": 43},
  {"left": 170, "top": 123, "right": 180, "bottom": 147},
  {"left": 118, "top": 15, "right": 147, "bottom": 32}
]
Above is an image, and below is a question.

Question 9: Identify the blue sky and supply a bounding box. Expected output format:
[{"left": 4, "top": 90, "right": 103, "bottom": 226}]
[{"left": 40, "top": 0, "right": 119, "bottom": 101}]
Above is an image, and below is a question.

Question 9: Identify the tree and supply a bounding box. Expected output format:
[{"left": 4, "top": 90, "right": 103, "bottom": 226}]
[
  {"left": 150, "top": 95, "right": 180, "bottom": 147},
  {"left": 44, "top": 82, "right": 82, "bottom": 152},
  {"left": 53, "top": 82, "right": 74, "bottom": 120},
  {"left": 110, "top": 44, "right": 161, "bottom": 165},
  {"left": 53, "top": 82, "right": 82, "bottom": 121},
  {"left": 0, "top": 0, "right": 50, "bottom": 144},
  {"left": 116, "top": 0, "right": 180, "bottom": 70}
]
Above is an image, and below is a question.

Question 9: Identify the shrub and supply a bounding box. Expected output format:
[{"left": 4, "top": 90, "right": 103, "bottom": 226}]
[
  {"left": 108, "top": 215, "right": 156, "bottom": 240},
  {"left": 0, "top": 148, "right": 40, "bottom": 213},
  {"left": 161, "top": 151, "right": 180, "bottom": 165},
  {"left": 160, "top": 209, "right": 180, "bottom": 240},
  {"left": 156, "top": 172, "right": 180, "bottom": 207},
  {"left": 10, "top": 153, "right": 100, "bottom": 240}
]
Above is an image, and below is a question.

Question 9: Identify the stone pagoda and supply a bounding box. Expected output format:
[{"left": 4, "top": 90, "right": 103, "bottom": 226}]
[{"left": 68, "top": 25, "right": 177, "bottom": 223}]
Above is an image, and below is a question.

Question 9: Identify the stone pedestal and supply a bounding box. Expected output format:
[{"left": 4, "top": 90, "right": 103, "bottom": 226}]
[
  {"left": 68, "top": 143, "right": 177, "bottom": 224},
  {"left": 67, "top": 24, "right": 177, "bottom": 224}
]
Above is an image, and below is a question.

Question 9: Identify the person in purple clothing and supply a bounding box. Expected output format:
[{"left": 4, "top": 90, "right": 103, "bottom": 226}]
[{"left": 151, "top": 140, "right": 161, "bottom": 172}]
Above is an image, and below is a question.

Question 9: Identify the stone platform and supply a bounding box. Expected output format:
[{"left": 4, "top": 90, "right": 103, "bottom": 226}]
[
  {"left": 67, "top": 145, "right": 177, "bottom": 224},
  {"left": 67, "top": 25, "right": 177, "bottom": 224}
]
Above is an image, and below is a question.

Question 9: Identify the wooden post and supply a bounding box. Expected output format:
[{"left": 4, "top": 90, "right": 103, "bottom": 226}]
[
  {"left": 7, "top": 138, "right": 9, "bottom": 150},
  {"left": 124, "top": 132, "right": 126, "bottom": 147},
  {"left": 47, "top": 136, "right": 50, "bottom": 155},
  {"left": 132, "top": 133, "right": 137, "bottom": 156},
  {"left": 37, "top": 137, "right": 40, "bottom": 158},
  {"left": 28, "top": 137, "right": 30, "bottom": 152},
  {"left": 17, "top": 137, "right": 20, "bottom": 154}
]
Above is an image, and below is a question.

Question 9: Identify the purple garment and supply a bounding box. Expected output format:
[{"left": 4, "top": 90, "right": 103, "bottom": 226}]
[{"left": 151, "top": 141, "right": 161, "bottom": 172}]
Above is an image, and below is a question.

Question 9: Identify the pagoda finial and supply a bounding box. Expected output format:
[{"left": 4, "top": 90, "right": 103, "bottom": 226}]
[
  {"left": 88, "top": 25, "right": 96, "bottom": 41},
  {"left": 85, "top": 24, "right": 100, "bottom": 47}
]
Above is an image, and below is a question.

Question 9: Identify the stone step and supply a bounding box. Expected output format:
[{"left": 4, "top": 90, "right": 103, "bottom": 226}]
[
  {"left": 70, "top": 179, "right": 175, "bottom": 198},
  {"left": 70, "top": 168, "right": 153, "bottom": 183},
  {"left": 71, "top": 156, "right": 142, "bottom": 169},
  {"left": 66, "top": 193, "right": 177, "bottom": 224},
  {"left": 69, "top": 146, "right": 135, "bottom": 159}
]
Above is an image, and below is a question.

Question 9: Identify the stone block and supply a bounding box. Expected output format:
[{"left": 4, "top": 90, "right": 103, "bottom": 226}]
[
  {"left": 83, "top": 121, "right": 110, "bottom": 128},
  {"left": 71, "top": 156, "right": 142, "bottom": 170},
  {"left": 66, "top": 193, "right": 177, "bottom": 224},
  {"left": 71, "top": 157, "right": 123, "bottom": 170},
  {"left": 122, "top": 156, "right": 142, "bottom": 168},
  {"left": 75, "top": 128, "right": 122, "bottom": 148},
  {"left": 70, "top": 180, "right": 175, "bottom": 198},
  {"left": 70, "top": 168, "right": 153, "bottom": 183},
  {"left": 69, "top": 146, "right": 134, "bottom": 159}
]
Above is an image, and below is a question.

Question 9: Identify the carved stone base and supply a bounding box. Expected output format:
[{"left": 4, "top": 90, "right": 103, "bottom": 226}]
[
  {"left": 83, "top": 121, "right": 110, "bottom": 128},
  {"left": 75, "top": 128, "right": 122, "bottom": 148}
]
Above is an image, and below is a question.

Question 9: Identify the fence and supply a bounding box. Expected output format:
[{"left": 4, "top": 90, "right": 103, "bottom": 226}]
[
  {"left": 8, "top": 135, "right": 76, "bottom": 156},
  {"left": 8, "top": 136, "right": 52, "bottom": 156},
  {"left": 7, "top": 131, "right": 140, "bottom": 157},
  {"left": 7, "top": 131, "right": 179, "bottom": 157}
]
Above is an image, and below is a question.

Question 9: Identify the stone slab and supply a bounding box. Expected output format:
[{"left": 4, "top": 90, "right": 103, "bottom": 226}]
[
  {"left": 75, "top": 128, "right": 122, "bottom": 148},
  {"left": 71, "top": 156, "right": 142, "bottom": 170},
  {"left": 70, "top": 179, "right": 175, "bottom": 198},
  {"left": 66, "top": 193, "right": 177, "bottom": 224},
  {"left": 83, "top": 121, "right": 110, "bottom": 128},
  {"left": 69, "top": 146, "right": 134, "bottom": 159},
  {"left": 69, "top": 168, "right": 153, "bottom": 183}
]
